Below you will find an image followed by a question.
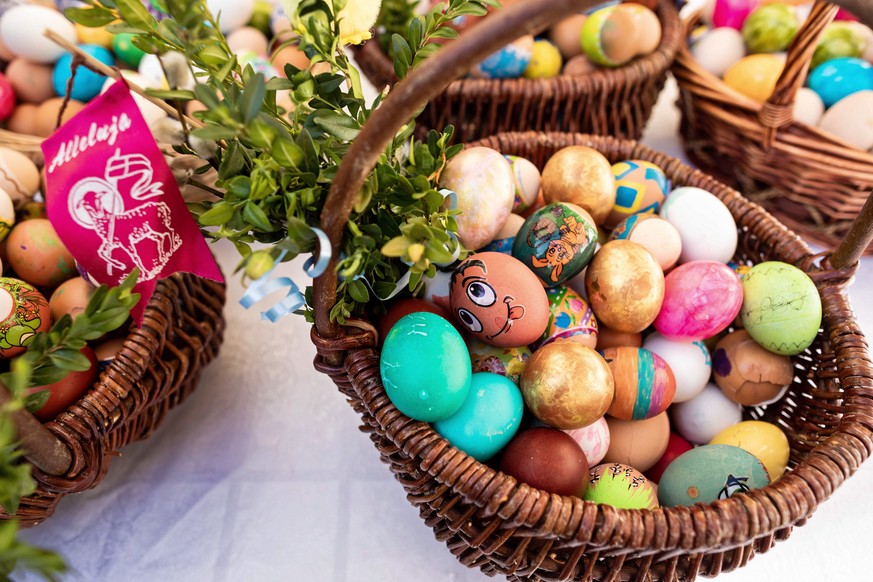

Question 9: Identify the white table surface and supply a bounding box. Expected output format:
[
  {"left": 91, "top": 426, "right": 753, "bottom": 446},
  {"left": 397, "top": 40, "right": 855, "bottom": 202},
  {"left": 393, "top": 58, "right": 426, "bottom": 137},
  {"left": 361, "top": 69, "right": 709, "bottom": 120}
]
[{"left": 18, "top": 76, "right": 873, "bottom": 581}]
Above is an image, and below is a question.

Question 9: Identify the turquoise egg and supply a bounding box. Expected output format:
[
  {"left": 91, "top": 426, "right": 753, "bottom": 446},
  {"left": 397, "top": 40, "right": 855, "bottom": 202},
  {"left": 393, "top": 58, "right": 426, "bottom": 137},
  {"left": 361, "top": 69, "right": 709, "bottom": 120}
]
[
  {"left": 53, "top": 44, "right": 115, "bottom": 102},
  {"left": 380, "top": 312, "right": 471, "bottom": 422},
  {"left": 658, "top": 444, "right": 770, "bottom": 507},
  {"left": 808, "top": 57, "right": 873, "bottom": 108},
  {"left": 433, "top": 372, "right": 524, "bottom": 461}
]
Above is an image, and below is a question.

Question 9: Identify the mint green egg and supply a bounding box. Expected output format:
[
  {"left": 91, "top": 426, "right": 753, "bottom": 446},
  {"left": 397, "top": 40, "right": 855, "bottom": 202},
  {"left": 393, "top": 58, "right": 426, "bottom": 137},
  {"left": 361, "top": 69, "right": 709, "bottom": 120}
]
[
  {"left": 811, "top": 23, "right": 864, "bottom": 70},
  {"left": 742, "top": 4, "right": 799, "bottom": 54},
  {"left": 380, "top": 312, "right": 471, "bottom": 422},
  {"left": 112, "top": 33, "right": 146, "bottom": 67},
  {"left": 433, "top": 372, "right": 524, "bottom": 461}
]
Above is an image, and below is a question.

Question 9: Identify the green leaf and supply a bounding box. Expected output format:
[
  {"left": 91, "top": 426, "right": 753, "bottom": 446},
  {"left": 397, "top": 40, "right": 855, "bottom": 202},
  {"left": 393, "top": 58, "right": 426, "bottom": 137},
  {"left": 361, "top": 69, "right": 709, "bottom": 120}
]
[
  {"left": 145, "top": 89, "right": 196, "bottom": 101},
  {"left": 218, "top": 140, "right": 246, "bottom": 181},
  {"left": 192, "top": 125, "right": 239, "bottom": 141},
  {"left": 272, "top": 138, "right": 304, "bottom": 168},
  {"left": 312, "top": 111, "right": 360, "bottom": 141},
  {"left": 391, "top": 33, "right": 412, "bottom": 79},
  {"left": 193, "top": 84, "right": 221, "bottom": 110},
  {"left": 381, "top": 236, "right": 410, "bottom": 257},
  {"left": 347, "top": 279, "right": 369, "bottom": 303},
  {"left": 199, "top": 202, "right": 236, "bottom": 226},
  {"left": 24, "top": 390, "right": 50, "bottom": 414},
  {"left": 115, "top": 0, "right": 158, "bottom": 30},
  {"left": 47, "top": 348, "right": 91, "bottom": 372},
  {"left": 265, "top": 77, "right": 294, "bottom": 91},
  {"left": 243, "top": 202, "right": 273, "bottom": 232},
  {"left": 64, "top": 6, "right": 116, "bottom": 27},
  {"left": 240, "top": 74, "right": 266, "bottom": 124}
]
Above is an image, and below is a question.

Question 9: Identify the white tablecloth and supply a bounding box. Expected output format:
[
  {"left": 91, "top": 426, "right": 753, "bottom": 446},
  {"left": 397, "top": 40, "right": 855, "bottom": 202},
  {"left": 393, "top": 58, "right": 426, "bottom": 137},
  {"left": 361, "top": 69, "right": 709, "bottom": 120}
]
[{"left": 19, "top": 78, "right": 873, "bottom": 581}]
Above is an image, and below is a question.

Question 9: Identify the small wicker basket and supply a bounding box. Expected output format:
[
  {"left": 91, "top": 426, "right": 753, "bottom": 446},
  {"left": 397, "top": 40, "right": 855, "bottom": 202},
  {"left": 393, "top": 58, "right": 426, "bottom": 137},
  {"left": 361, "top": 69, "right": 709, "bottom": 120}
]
[
  {"left": 673, "top": 1, "right": 873, "bottom": 254},
  {"left": 352, "top": 0, "right": 681, "bottom": 142},
  {"left": 310, "top": 1, "right": 873, "bottom": 579}
]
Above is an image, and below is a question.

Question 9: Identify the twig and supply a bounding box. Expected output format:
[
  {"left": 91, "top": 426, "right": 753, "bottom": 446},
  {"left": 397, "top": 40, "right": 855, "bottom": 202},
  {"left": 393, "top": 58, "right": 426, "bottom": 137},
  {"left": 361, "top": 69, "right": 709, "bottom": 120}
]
[{"left": 0, "top": 383, "right": 72, "bottom": 477}]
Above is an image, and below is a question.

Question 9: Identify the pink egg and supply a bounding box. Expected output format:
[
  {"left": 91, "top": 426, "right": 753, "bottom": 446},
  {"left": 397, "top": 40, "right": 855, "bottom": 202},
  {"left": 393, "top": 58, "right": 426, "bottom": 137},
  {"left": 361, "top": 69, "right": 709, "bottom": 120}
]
[
  {"left": 653, "top": 261, "right": 743, "bottom": 341},
  {"left": 712, "top": 0, "right": 760, "bottom": 30},
  {"left": 0, "top": 73, "right": 14, "bottom": 120},
  {"left": 564, "top": 416, "right": 610, "bottom": 466}
]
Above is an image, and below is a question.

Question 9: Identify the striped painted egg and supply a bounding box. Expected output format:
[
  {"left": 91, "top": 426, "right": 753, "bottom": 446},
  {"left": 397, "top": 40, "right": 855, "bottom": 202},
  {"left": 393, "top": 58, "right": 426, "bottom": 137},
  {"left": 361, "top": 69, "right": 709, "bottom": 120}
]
[
  {"left": 601, "top": 347, "right": 676, "bottom": 420},
  {"left": 532, "top": 286, "right": 598, "bottom": 350}
]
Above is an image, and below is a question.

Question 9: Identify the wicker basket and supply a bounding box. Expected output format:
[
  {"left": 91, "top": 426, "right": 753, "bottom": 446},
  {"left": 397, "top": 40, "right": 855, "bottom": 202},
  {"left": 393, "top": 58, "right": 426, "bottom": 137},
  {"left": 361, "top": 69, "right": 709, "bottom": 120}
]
[
  {"left": 673, "top": 1, "right": 873, "bottom": 254},
  {"left": 309, "top": 1, "right": 873, "bottom": 579},
  {"left": 352, "top": 0, "right": 681, "bottom": 142}
]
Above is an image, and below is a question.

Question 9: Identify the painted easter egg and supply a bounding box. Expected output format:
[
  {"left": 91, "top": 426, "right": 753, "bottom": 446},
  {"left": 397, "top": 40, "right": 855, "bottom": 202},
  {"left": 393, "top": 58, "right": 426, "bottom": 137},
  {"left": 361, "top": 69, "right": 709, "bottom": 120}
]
[
  {"left": 601, "top": 347, "right": 676, "bottom": 420},
  {"left": 113, "top": 33, "right": 147, "bottom": 67},
  {"left": 713, "top": 330, "right": 794, "bottom": 405},
  {"left": 581, "top": 6, "right": 639, "bottom": 67},
  {"left": 6, "top": 218, "right": 76, "bottom": 288},
  {"left": 643, "top": 333, "right": 712, "bottom": 403},
  {"left": 473, "top": 34, "right": 534, "bottom": 79},
  {"left": 604, "top": 160, "right": 669, "bottom": 228},
  {"left": 645, "top": 432, "right": 694, "bottom": 483},
  {"left": 808, "top": 57, "right": 873, "bottom": 108},
  {"left": 449, "top": 252, "right": 549, "bottom": 347},
  {"left": 439, "top": 147, "right": 515, "bottom": 250},
  {"left": 670, "top": 383, "right": 743, "bottom": 444},
  {"left": 564, "top": 416, "right": 610, "bottom": 466},
  {"left": 524, "top": 39, "right": 563, "bottom": 78},
  {"left": 53, "top": 44, "right": 115, "bottom": 102},
  {"left": 584, "top": 240, "right": 665, "bottom": 333},
  {"left": 521, "top": 341, "right": 614, "bottom": 430},
  {"left": 505, "top": 155, "right": 541, "bottom": 214},
  {"left": 654, "top": 261, "right": 743, "bottom": 341},
  {"left": 603, "top": 412, "right": 670, "bottom": 472},
  {"left": 0, "top": 147, "right": 39, "bottom": 209},
  {"left": 433, "top": 372, "right": 524, "bottom": 461},
  {"left": 49, "top": 276, "right": 95, "bottom": 322},
  {"left": 533, "top": 286, "right": 598, "bottom": 350},
  {"left": 512, "top": 203, "right": 598, "bottom": 287},
  {"left": 380, "top": 312, "right": 471, "bottom": 422},
  {"left": 500, "top": 427, "right": 590, "bottom": 497},
  {"left": 467, "top": 338, "right": 531, "bottom": 385},
  {"left": 0, "top": 73, "right": 13, "bottom": 120},
  {"left": 723, "top": 54, "right": 784, "bottom": 102},
  {"left": 659, "top": 187, "right": 737, "bottom": 263},
  {"left": 541, "top": 147, "right": 616, "bottom": 225},
  {"left": 742, "top": 4, "right": 798, "bottom": 53},
  {"left": 658, "top": 444, "right": 770, "bottom": 507},
  {"left": 710, "top": 420, "right": 790, "bottom": 480},
  {"left": 609, "top": 214, "right": 682, "bottom": 271},
  {"left": 585, "top": 462, "right": 659, "bottom": 509},
  {"left": 712, "top": 0, "right": 760, "bottom": 30},
  {"left": 740, "top": 261, "right": 821, "bottom": 355},
  {"left": 0, "top": 278, "right": 51, "bottom": 358},
  {"left": 480, "top": 213, "right": 524, "bottom": 254}
]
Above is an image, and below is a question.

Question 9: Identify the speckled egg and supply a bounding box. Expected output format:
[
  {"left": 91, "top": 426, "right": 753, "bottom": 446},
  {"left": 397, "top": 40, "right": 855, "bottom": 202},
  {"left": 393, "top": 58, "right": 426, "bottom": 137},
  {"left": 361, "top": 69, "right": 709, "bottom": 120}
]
[
  {"left": 658, "top": 444, "right": 770, "bottom": 507},
  {"left": 0, "top": 277, "right": 51, "bottom": 357},
  {"left": 380, "top": 312, "right": 471, "bottom": 422},
  {"left": 439, "top": 147, "right": 515, "bottom": 250},
  {"left": 808, "top": 57, "right": 873, "bottom": 108},
  {"left": 505, "top": 155, "right": 541, "bottom": 214},
  {"left": 449, "top": 252, "right": 549, "bottom": 347},
  {"left": 512, "top": 203, "right": 598, "bottom": 287},
  {"left": 609, "top": 214, "right": 682, "bottom": 271},
  {"left": 564, "top": 416, "right": 610, "bottom": 466},
  {"left": 521, "top": 341, "right": 614, "bottom": 430},
  {"left": 670, "top": 383, "right": 743, "bottom": 444},
  {"left": 710, "top": 420, "right": 790, "bottom": 480},
  {"left": 480, "top": 213, "right": 525, "bottom": 254},
  {"left": 603, "top": 412, "right": 670, "bottom": 472},
  {"left": 645, "top": 432, "right": 694, "bottom": 483},
  {"left": 585, "top": 462, "right": 659, "bottom": 509},
  {"left": 584, "top": 240, "right": 665, "bottom": 333},
  {"left": 659, "top": 187, "right": 737, "bottom": 264},
  {"left": 500, "top": 427, "right": 590, "bottom": 497},
  {"left": 604, "top": 160, "right": 669, "bottom": 228},
  {"left": 467, "top": 338, "right": 531, "bottom": 385},
  {"left": 541, "top": 147, "right": 616, "bottom": 225},
  {"left": 533, "top": 286, "right": 598, "bottom": 350},
  {"left": 742, "top": 4, "right": 798, "bottom": 53},
  {"left": 473, "top": 34, "right": 534, "bottom": 79},
  {"left": 713, "top": 330, "right": 793, "bottom": 406},
  {"left": 7, "top": 218, "right": 76, "bottom": 287},
  {"left": 643, "top": 332, "right": 712, "bottom": 403},
  {"left": 602, "top": 347, "right": 676, "bottom": 420}
]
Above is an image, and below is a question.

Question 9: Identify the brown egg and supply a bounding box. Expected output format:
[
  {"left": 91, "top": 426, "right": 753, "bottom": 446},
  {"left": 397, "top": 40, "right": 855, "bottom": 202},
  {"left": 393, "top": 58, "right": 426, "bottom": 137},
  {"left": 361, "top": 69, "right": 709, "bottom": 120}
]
[
  {"left": 227, "top": 26, "right": 269, "bottom": 56},
  {"left": 28, "top": 346, "right": 98, "bottom": 422},
  {"left": 35, "top": 98, "right": 86, "bottom": 138},
  {"left": 600, "top": 9, "right": 639, "bottom": 65},
  {"left": 563, "top": 54, "right": 598, "bottom": 76},
  {"left": 603, "top": 412, "right": 670, "bottom": 472},
  {"left": 5, "top": 60, "right": 55, "bottom": 103},
  {"left": 596, "top": 324, "right": 642, "bottom": 349},
  {"left": 541, "top": 146, "right": 616, "bottom": 225},
  {"left": 49, "top": 277, "right": 96, "bottom": 321},
  {"left": 499, "top": 427, "right": 590, "bottom": 497},
  {"left": 584, "top": 240, "right": 665, "bottom": 333},
  {"left": 521, "top": 340, "right": 614, "bottom": 429},
  {"left": 549, "top": 14, "right": 587, "bottom": 59},
  {"left": 618, "top": 4, "right": 662, "bottom": 56},
  {"left": 713, "top": 330, "right": 794, "bottom": 406},
  {"left": 0, "top": 147, "right": 40, "bottom": 208},
  {"left": 7, "top": 218, "right": 76, "bottom": 287},
  {"left": 7, "top": 104, "right": 40, "bottom": 136},
  {"left": 271, "top": 43, "right": 311, "bottom": 75}
]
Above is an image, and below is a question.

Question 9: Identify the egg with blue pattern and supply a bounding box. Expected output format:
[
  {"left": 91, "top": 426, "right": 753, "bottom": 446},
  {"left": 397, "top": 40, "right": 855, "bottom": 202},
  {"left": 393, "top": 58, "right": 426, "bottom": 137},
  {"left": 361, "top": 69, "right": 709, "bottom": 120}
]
[
  {"left": 472, "top": 35, "right": 534, "bottom": 79},
  {"left": 604, "top": 160, "right": 669, "bottom": 229},
  {"left": 601, "top": 347, "right": 676, "bottom": 420},
  {"left": 533, "top": 286, "right": 598, "bottom": 350}
]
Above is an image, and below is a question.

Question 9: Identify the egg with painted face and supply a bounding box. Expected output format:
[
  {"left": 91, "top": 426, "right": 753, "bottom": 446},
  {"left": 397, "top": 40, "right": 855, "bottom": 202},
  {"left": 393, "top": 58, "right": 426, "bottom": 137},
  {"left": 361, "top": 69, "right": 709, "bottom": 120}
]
[
  {"left": 605, "top": 159, "right": 669, "bottom": 229},
  {"left": 0, "top": 277, "right": 51, "bottom": 358},
  {"left": 449, "top": 252, "right": 549, "bottom": 347},
  {"left": 533, "top": 285, "right": 598, "bottom": 350}
]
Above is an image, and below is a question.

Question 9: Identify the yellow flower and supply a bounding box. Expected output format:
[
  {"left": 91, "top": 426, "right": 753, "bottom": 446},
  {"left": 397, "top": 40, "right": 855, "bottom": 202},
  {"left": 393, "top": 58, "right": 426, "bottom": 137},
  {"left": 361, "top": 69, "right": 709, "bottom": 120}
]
[{"left": 280, "top": 0, "right": 382, "bottom": 45}]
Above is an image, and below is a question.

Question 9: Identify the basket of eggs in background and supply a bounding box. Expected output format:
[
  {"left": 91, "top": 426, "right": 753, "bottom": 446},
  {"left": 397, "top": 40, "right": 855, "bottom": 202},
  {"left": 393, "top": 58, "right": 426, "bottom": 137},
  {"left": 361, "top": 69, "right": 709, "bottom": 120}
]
[
  {"left": 311, "top": 1, "right": 873, "bottom": 579},
  {"left": 673, "top": 0, "right": 873, "bottom": 253},
  {"left": 0, "top": 1, "right": 227, "bottom": 525},
  {"left": 352, "top": 0, "right": 681, "bottom": 142}
]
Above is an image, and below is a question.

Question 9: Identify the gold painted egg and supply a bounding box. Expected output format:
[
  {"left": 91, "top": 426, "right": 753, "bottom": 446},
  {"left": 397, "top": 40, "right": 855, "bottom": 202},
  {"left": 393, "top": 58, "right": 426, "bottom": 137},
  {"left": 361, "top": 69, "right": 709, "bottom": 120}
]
[{"left": 541, "top": 146, "right": 616, "bottom": 225}]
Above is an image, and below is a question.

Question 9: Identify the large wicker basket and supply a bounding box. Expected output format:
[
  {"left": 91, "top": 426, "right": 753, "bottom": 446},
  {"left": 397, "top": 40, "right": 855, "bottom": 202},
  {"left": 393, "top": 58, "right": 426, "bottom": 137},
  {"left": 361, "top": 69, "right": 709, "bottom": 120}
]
[
  {"left": 352, "top": 0, "right": 681, "bottom": 142},
  {"left": 309, "top": 1, "right": 873, "bottom": 579},
  {"left": 673, "top": 1, "right": 873, "bottom": 254}
]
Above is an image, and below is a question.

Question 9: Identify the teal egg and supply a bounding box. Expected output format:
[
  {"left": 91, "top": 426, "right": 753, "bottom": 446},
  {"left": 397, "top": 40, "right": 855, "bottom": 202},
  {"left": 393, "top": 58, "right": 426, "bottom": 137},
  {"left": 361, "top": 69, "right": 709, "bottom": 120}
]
[
  {"left": 380, "top": 312, "right": 472, "bottom": 422},
  {"left": 512, "top": 203, "right": 598, "bottom": 287},
  {"left": 658, "top": 444, "right": 770, "bottom": 507},
  {"left": 433, "top": 372, "right": 524, "bottom": 461}
]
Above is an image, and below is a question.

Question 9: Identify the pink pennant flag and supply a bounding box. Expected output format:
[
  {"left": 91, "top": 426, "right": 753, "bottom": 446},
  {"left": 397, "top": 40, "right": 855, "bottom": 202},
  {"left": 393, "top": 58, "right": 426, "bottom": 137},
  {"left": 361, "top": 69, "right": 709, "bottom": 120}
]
[{"left": 42, "top": 80, "right": 223, "bottom": 322}]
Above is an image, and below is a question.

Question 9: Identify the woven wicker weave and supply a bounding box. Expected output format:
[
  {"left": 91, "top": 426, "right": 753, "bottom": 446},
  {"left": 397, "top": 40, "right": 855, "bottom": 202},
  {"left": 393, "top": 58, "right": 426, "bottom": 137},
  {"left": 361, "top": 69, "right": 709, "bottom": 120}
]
[
  {"left": 352, "top": 0, "right": 681, "bottom": 142},
  {"left": 309, "top": 1, "right": 873, "bottom": 579},
  {"left": 673, "top": 1, "right": 873, "bottom": 254}
]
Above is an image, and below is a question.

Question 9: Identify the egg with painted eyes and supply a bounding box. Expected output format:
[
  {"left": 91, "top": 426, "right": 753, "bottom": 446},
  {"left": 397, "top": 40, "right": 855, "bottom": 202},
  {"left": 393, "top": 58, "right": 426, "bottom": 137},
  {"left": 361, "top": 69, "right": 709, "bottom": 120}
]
[{"left": 449, "top": 252, "right": 549, "bottom": 348}]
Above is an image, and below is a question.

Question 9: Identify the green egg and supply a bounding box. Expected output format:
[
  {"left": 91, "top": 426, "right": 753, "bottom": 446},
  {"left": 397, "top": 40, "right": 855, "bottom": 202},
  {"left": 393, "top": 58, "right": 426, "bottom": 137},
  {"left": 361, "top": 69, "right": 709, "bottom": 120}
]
[
  {"left": 112, "top": 33, "right": 146, "bottom": 68},
  {"left": 380, "top": 312, "right": 471, "bottom": 422},
  {"left": 742, "top": 4, "right": 799, "bottom": 54},
  {"left": 811, "top": 22, "right": 864, "bottom": 70},
  {"left": 584, "top": 462, "right": 659, "bottom": 509}
]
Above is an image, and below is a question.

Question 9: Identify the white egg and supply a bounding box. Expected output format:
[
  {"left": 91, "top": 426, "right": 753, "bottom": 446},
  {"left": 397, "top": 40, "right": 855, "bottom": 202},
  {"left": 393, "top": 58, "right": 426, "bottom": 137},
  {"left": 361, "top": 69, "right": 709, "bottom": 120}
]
[
  {"left": 101, "top": 72, "right": 167, "bottom": 127},
  {"left": 819, "top": 90, "right": 873, "bottom": 151},
  {"left": 0, "top": 186, "right": 15, "bottom": 240},
  {"left": 670, "top": 383, "right": 743, "bottom": 445},
  {"left": 422, "top": 269, "right": 452, "bottom": 313},
  {"left": 659, "top": 187, "right": 738, "bottom": 264},
  {"left": 0, "top": 5, "right": 76, "bottom": 64},
  {"left": 642, "top": 332, "right": 711, "bottom": 403},
  {"left": 691, "top": 27, "right": 745, "bottom": 78},
  {"left": 792, "top": 87, "right": 825, "bottom": 126},
  {"left": 208, "top": 0, "right": 255, "bottom": 33}
]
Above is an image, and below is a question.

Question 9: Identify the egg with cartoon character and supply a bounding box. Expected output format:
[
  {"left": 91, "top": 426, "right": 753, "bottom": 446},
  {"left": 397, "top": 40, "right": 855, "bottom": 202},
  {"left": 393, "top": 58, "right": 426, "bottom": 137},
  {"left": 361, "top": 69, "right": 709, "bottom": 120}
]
[
  {"left": 450, "top": 252, "right": 549, "bottom": 347},
  {"left": 533, "top": 285, "right": 598, "bottom": 350}
]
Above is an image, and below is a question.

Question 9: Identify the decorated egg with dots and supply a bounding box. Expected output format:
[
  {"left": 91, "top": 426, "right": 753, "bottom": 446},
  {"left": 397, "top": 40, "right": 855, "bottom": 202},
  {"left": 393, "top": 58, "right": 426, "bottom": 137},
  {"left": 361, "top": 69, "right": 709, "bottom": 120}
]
[
  {"left": 710, "top": 420, "right": 790, "bottom": 480},
  {"left": 609, "top": 214, "right": 682, "bottom": 271},
  {"left": 533, "top": 286, "right": 598, "bottom": 350},
  {"left": 564, "top": 416, "right": 610, "bottom": 466},
  {"left": 713, "top": 330, "right": 793, "bottom": 406},
  {"left": 0, "top": 277, "right": 51, "bottom": 358},
  {"left": 500, "top": 427, "right": 590, "bottom": 497},
  {"left": 603, "top": 412, "right": 670, "bottom": 472},
  {"left": 473, "top": 34, "right": 534, "bottom": 79},
  {"left": 645, "top": 432, "right": 694, "bottom": 483},
  {"left": 585, "top": 462, "right": 659, "bottom": 509},
  {"left": 670, "top": 383, "right": 743, "bottom": 444},
  {"left": 512, "top": 202, "right": 598, "bottom": 287},
  {"left": 643, "top": 333, "right": 711, "bottom": 403},
  {"left": 740, "top": 261, "right": 822, "bottom": 356},
  {"left": 604, "top": 160, "right": 669, "bottom": 228},
  {"left": 658, "top": 444, "right": 770, "bottom": 507},
  {"left": 467, "top": 338, "right": 531, "bottom": 385},
  {"left": 449, "top": 252, "right": 549, "bottom": 347},
  {"left": 479, "top": 214, "right": 524, "bottom": 254},
  {"left": 505, "top": 155, "right": 541, "bottom": 214},
  {"left": 601, "top": 347, "right": 676, "bottom": 420},
  {"left": 660, "top": 186, "right": 737, "bottom": 264}
]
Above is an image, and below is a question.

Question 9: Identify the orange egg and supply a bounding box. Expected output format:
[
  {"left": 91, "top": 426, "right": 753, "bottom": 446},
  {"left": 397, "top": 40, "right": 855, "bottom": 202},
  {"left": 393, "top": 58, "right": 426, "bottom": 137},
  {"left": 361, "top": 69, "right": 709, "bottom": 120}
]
[
  {"left": 7, "top": 218, "right": 76, "bottom": 288},
  {"left": 603, "top": 412, "right": 670, "bottom": 472},
  {"left": 7, "top": 104, "right": 40, "bottom": 136},
  {"left": 49, "top": 277, "right": 96, "bottom": 321},
  {"left": 271, "top": 43, "right": 310, "bottom": 75},
  {"left": 34, "top": 98, "right": 87, "bottom": 138}
]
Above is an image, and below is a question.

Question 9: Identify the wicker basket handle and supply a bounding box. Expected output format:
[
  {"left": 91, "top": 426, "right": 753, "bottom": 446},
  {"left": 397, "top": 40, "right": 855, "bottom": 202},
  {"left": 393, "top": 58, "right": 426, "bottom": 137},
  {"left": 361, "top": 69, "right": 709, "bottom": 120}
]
[
  {"left": 312, "top": 0, "right": 596, "bottom": 340},
  {"left": 832, "top": 190, "right": 873, "bottom": 268}
]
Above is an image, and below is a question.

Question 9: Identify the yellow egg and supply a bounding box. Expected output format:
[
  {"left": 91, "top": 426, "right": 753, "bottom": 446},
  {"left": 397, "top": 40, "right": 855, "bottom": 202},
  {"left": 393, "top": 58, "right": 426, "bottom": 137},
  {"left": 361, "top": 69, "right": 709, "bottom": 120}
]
[
  {"left": 723, "top": 54, "right": 784, "bottom": 103},
  {"left": 709, "top": 420, "right": 790, "bottom": 480},
  {"left": 75, "top": 23, "right": 114, "bottom": 48},
  {"left": 524, "top": 40, "right": 563, "bottom": 79}
]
